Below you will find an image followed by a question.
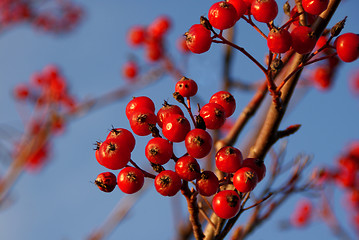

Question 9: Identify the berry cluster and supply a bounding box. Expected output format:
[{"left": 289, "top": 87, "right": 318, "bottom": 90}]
[
  {"left": 0, "top": 0, "right": 82, "bottom": 33},
  {"left": 94, "top": 76, "right": 266, "bottom": 219},
  {"left": 12, "top": 65, "right": 77, "bottom": 171}
]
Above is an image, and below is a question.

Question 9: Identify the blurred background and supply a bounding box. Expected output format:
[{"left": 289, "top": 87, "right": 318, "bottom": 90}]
[{"left": 0, "top": 0, "right": 358, "bottom": 239}]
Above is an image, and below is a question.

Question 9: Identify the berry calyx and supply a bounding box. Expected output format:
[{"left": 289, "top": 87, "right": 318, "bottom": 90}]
[
  {"left": 233, "top": 167, "right": 258, "bottom": 192},
  {"left": 98, "top": 139, "right": 131, "bottom": 170},
  {"left": 95, "top": 172, "right": 117, "bottom": 193},
  {"left": 106, "top": 128, "right": 136, "bottom": 152},
  {"left": 241, "top": 158, "right": 266, "bottom": 182}
]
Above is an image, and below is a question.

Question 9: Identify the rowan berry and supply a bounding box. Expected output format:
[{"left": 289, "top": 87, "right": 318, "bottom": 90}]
[
  {"left": 212, "top": 190, "right": 241, "bottom": 219},
  {"left": 117, "top": 166, "right": 145, "bottom": 194},
  {"left": 215, "top": 146, "right": 243, "bottom": 173},
  {"left": 154, "top": 170, "right": 182, "bottom": 196},
  {"left": 157, "top": 102, "right": 184, "bottom": 128},
  {"left": 302, "top": 0, "right": 329, "bottom": 16},
  {"left": 127, "top": 25, "right": 146, "bottom": 47},
  {"left": 106, "top": 128, "right": 136, "bottom": 152},
  {"left": 227, "top": 0, "right": 247, "bottom": 20},
  {"left": 209, "top": 91, "right": 236, "bottom": 117},
  {"left": 162, "top": 114, "right": 191, "bottom": 142},
  {"left": 175, "top": 155, "right": 201, "bottom": 181},
  {"left": 98, "top": 139, "right": 131, "bottom": 170},
  {"left": 267, "top": 28, "right": 292, "bottom": 54},
  {"left": 147, "top": 15, "right": 171, "bottom": 39},
  {"left": 233, "top": 167, "right": 258, "bottom": 192},
  {"left": 95, "top": 172, "right": 117, "bottom": 193},
  {"left": 199, "top": 103, "right": 226, "bottom": 130},
  {"left": 242, "top": 157, "right": 266, "bottom": 182},
  {"left": 175, "top": 77, "right": 198, "bottom": 98},
  {"left": 196, "top": 170, "right": 219, "bottom": 196},
  {"left": 125, "top": 96, "right": 155, "bottom": 119},
  {"left": 208, "top": 1, "right": 238, "bottom": 30},
  {"left": 251, "top": 0, "right": 278, "bottom": 23},
  {"left": 145, "top": 137, "right": 173, "bottom": 165},
  {"left": 185, "top": 128, "right": 212, "bottom": 159},
  {"left": 129, "top": 109, "right": 157, "bottom": 136},
  {"left": 14, "top": 84, "right": 30, "bottom": 100},
  {"left": 185, "top": 24, "right": 212, "bottom": 54},
  {"left": 122, "top": 61, "right": 138, "bottom": 80},
  {"left": 290, "top": 26, "right": 316, "bottom": 54},
  {"left": 335, "top": 33, "right": 359, "bottom": 63},
  {"left": 290, "top": 6, "right": 317, "bottom": 27}
]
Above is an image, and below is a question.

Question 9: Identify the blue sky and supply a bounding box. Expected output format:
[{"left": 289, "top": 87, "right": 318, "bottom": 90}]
[{"left": 0, "top": 0, "right": 358, "bottom": 239}]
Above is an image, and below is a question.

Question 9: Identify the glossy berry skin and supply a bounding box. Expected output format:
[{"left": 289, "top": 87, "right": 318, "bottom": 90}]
[
  {"left": 157, "top": 102, "right": 184, "bottom": 128},
  {"left": 196, "top": 171, "right": 219, "bottom": 196},
  {"left": 185, "top": 128, "right": 212, "bottom": 159},
  {"left": 212, "top": 190, "right": 241, "bottom": 219},
  {"left": 233, "top": 167, "right": 258, "bottom": 192},
  {"left": 335, "top": 33, "right": 359, "bottom": 63},
  {"left": 242, "top": 158, "right": 266, "bottom": 182},
  {"left": 98, "top": 139, "right": 131, "bottom": 170},
  {"left": 200, "top": 103, "right": 226, "bottom": 130},
  {"left": 129, "top": 109, "right": 157, "bottom": 136},
  {"left": 185, "top": 24, "right": 212, "bottom": 54},
  {"left": 175, "top": 156, "right": 201, "bottom": 181},
  {"left": 251, "top": 0, "right": 278, "bottom": 23},
  {"left": 175, "top": 77, "right": 198, "bottom": 98},
  {"left": 267, "top": 28, "right": 292, "bottom": 54},
  {"left": 209, "top": 91, "right": 236, "bottom": 118},
  {"left": 302, "top": 0, "right": 329, "bottom": 15},
  {"left": 154, "top": 170, "right": 182, "bottom": 196},
  {"left": 215, "top": 146, "right": 243, "bottom": 173},
  {"left": 145, "top": 137, "right": 173, "bottom": 165},
  {"left": 95, "top": 141, "right": 103, "bottom": 165},
  {"left": 125, "top": 96, "right": 155, "bottom": 119},
  {"left": 127, "top": 25, "right": 146, "bottom": 47},
  {"left": 227, "top": 0, "right": 247, "bottom": 20},
  {"left": 162, "top": 114, "right": 191, "bottom": 142},
  {"left": 106, "top": 128, "right": 136, "bottom": 152},
  {"left": 290, "top": 26, "right": 316, "bottom": 54},
  {"left": 95, "top": 172, "right": 117, "bottom": 193},
  {"left": 117, "top": 166, "right": 145, "bottom": 194},
  {"left": 208, "top": 1, "right": 238, "bottom": 30}
]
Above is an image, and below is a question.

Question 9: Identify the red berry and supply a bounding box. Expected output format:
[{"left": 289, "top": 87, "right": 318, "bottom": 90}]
[
  {"left": 185, "top": 128, "right": 213, "bottom": 159},
  {"left": 122, "top": 61, "right": 138, "bottom": 80},
  {"left": 185, "top": 24, "right": 212, "bottom": 54},
  {"left": 336, "top": 33, "right": 359, "bottom": 63},
  {"left": 106, "top": 128, "right": 136, "bottom": 152},
  {"left": 212, "top": 190, "right": 241, "bottom": 219},
  {"left": 14, "top": 84, "right": 30, "bottom": 100},
  {"left": 215, "top": 146, "right": 243, "bottom": 173},
  {"left": 127, "top": 25, "right": 146, "bottom": 47},
  {"left": 290, "top": 26, "right": 316, "bottom": 54},
  {"left": 199, "top": 103, "right": 226, "bottom": 130},
  {"left": 302, "top": 0, "right": 329, "bottom": 15},
  {"left": 209, "top": 91, "right": 236, "bottom": 117},
  {"left": 129, "top": 109, "right": 157, "bottom": 136},
  {"left": 145, "top": 41, "right": 163, "bottom": 62},
  {"left": 95, "top": 172, "right": 117, "bottom": 193},
  {"left": 242, "top": 158, "right": 266, "bottom": 182},
  {"left": 208, "top": 1, "right": 238, "bottom": 30},
  {"left": 95, "top": 141, "right": 103, "bottom": 165},
  {"left": 154, "top": 170, "right": 182, "bottom": 196},
  {"left": 175, "top": 155, "right": 201, "bottom": 181},
  {"left": 233, "top": 167, "right": 258, "bottom": 192},
  {"left": 251, "top": 0, "right": 278, "bottom": 23},
  {"left": 157, "top": 102, "right": 184, "bottom": 128},
  {"left": 177, "top": 35, "right": 190, "bottom": 53},
  {"left": 196, "top": 170, "right": 219, "bottom": 196},
  {"left": 117, "top": 166, "right": 145, "bottom": 194},
  {"left": 267, "top": 28, "right": 292, "bottom": 53},
  {"left": 162, "top": 114, "right": 191, "bottom": 142},
  {"left": 98, "top": 139, "right": 131, "bottom": 170},
  {"left": 175, "top": 77, "right": 198, "bottom": 98},
  {"left": 145, "top": 137, "right": 173, "bottom": 165},
  {"left": 227, "top": 0, "right": 247, "bottom": 20},
  {"left": 312, "top": 66, "right": 331, "bottom": 90},
  {"left": 125, "top": 96, "right": 155, "bottom": 119},
  {"left": 147, "top": 15, "right": 171, "bottom": 39},
  {"left": 290, "top": 199, "right": 312, "bottom": 227}
]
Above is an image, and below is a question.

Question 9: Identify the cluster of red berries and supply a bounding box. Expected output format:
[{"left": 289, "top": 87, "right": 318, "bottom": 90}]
[
  {"left": 0, "top": 0, "right": 82, "bottom": 33},
  {"left": 184, "top": 0, "right": 358, "bottom": 64},
  {"left": 121, "top": 15, "right": 172, "bottom": 81},
  {"left": 94, "top": 76, "right": 266, "bottom": 219},
  {"left": 12, "top": 65, "right": 76, "bottom": 171}
]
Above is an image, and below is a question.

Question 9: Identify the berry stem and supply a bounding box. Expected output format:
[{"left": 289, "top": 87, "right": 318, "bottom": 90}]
[
  {"left": 241, "top": 16, "right": 268, "bottom": 40},
  {"left": 129, "top": 159, "right": 156, "bottom": 179}
]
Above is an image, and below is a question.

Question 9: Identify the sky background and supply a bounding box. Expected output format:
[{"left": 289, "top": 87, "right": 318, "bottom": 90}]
[{"left": 0, "top": 0, "right": 358, "bottom": 239}]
